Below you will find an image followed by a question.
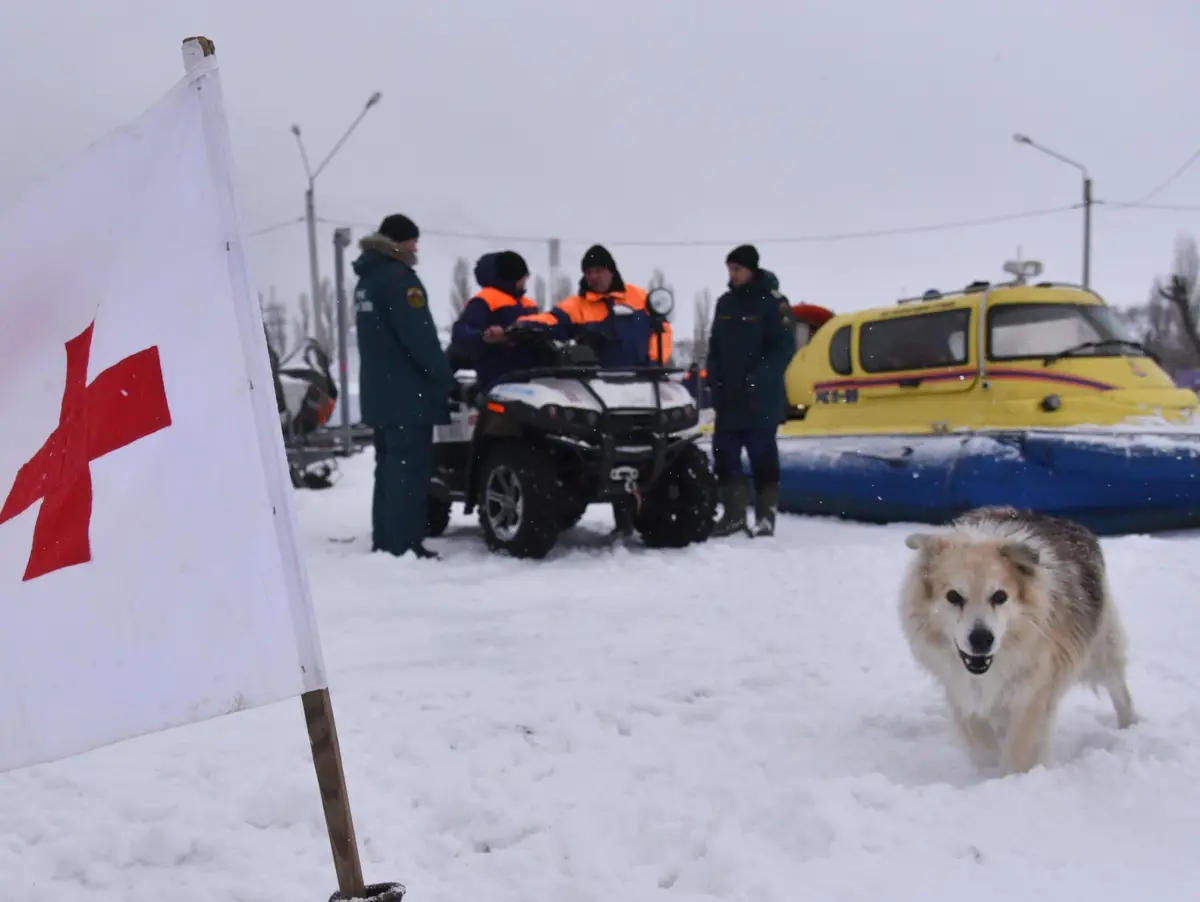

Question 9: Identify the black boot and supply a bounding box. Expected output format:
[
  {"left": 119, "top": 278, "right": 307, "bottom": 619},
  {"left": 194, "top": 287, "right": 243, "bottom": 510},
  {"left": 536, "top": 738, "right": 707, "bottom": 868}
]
[
  {"left": 410, "top": 544, "right": 441, "bottom": 560},
  {"left": 611, "top": 496, "right": 637, "bottom": 538},
  {"left": 712, "top": 475, "right": 750, "bottom": 537},
  {"left": 751, "top": 482, "right": 780, "bottom": 537}
]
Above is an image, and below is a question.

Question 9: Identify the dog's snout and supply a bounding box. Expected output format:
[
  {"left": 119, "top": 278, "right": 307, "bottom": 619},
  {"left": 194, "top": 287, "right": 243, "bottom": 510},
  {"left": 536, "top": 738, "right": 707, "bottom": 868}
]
[{"left": 967, "top": 624, "right": 994, "bottom": 654}]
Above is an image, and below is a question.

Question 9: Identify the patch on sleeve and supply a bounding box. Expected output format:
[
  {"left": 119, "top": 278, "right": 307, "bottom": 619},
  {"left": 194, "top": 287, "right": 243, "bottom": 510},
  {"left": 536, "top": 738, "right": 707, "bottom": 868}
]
[
  {"left": 407, "top": 286, "right": 426, "bottom": 308},
  {"left": 779, "top": 301, "right": 794, "bottom": 326},
  {"left": 771, "top": 289, "right": 784, "bottom": 299}
]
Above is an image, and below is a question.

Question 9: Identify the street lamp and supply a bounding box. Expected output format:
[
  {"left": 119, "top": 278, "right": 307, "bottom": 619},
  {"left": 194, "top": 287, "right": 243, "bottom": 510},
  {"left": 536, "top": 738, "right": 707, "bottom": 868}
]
[
  {"left": 1012, "top": 133, "right": 1092, "bottom": 288},
  {"left": 291, "top": 91, "right": 382, "bottom": 348}
]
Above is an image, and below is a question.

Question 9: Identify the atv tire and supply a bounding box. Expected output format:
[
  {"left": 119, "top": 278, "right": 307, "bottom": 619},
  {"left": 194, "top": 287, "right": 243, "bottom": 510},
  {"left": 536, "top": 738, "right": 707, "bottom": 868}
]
[
  {"left": 635, "top": 442, "right": 718, "bottom": 549},
  {"left": 426, "top": 497, "right": 452, "bottom": 538},
  {"left": 477, "top": 441, "right": 561, "bottom": 559}
]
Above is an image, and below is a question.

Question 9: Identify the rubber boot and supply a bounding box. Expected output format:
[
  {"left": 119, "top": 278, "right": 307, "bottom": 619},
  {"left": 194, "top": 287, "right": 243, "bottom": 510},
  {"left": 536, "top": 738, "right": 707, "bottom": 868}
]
[
  {"left": 751, "top": 482, "right": 780, "bottom": 537},
  {"left": 712, "top": 475, "right": 751, "bottom": 537},
  {"left": 611, "top": 495, "right": 637, "bottom": 538}
]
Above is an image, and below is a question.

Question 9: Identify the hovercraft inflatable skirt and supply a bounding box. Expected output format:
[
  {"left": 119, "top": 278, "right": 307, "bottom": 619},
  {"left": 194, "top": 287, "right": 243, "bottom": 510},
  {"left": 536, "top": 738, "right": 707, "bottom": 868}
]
[{"left": 765, "top": 430, "right": 1200, "bottom": 536}]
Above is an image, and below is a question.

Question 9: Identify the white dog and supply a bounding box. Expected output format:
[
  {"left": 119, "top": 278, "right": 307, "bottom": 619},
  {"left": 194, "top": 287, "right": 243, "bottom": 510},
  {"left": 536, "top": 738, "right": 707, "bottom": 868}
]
[{"left": 899, "top": 506, "right": 1136, "bottom": 775}]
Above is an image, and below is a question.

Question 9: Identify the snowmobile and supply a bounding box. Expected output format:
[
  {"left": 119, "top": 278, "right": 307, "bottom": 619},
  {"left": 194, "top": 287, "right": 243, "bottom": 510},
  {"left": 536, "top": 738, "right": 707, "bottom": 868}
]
[
  {"left": 428, "top": 286, "right": 717, "bottom": 558},
  {"left": 268, "top": 337, "right": 341, "bottom": 489}
]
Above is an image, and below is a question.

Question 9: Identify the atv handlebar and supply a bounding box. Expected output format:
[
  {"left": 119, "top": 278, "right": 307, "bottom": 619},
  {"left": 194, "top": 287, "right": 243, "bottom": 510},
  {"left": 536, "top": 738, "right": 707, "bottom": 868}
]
[{"left": 504, "top": 319, "right": 553, "bottom": 340}]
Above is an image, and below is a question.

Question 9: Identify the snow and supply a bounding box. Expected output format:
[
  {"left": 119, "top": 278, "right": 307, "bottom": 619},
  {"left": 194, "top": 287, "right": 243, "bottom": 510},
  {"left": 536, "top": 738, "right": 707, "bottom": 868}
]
[{"left": 5, "top": 451, "right": 1200, "bottom": 901}]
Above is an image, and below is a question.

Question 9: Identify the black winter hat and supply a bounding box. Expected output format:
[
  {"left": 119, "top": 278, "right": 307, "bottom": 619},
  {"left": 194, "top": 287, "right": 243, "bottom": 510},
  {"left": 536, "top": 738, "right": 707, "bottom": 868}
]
[
  {"left": 581, "top": 244, "right": 617, "bottom": 273},
  {"left": 378, "top": 213, "right": 419, "bottom": 243},
  {"left": 495, "top": 250, "right": 529, "bottom": 282},
  {"left": 726, "top": 244, "right": 760, "bottom": 271}
]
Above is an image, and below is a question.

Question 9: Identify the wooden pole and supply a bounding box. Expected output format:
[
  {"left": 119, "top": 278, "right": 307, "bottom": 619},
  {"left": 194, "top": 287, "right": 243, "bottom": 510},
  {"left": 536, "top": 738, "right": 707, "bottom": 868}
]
[
  {"left": 302, "top": 688, "right": 366, "bottom": 897},
  {"left": 180, "top": 35, "right": 371, "bottom": 901}
]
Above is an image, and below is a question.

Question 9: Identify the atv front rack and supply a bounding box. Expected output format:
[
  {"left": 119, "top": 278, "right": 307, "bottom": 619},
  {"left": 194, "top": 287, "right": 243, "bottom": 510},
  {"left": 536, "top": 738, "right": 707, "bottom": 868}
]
[{"left": 497, "top": 364, "right": 686, "bottom": 384}]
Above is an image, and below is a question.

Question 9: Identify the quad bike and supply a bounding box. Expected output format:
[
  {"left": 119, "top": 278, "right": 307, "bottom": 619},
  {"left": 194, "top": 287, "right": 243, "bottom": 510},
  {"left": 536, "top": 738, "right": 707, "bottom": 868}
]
[
  {"left": 428, "top": 286, "right": 718, "bottom": 558},
  {"left": 268, "top": 336, "right": 341, "bottom": 489}
]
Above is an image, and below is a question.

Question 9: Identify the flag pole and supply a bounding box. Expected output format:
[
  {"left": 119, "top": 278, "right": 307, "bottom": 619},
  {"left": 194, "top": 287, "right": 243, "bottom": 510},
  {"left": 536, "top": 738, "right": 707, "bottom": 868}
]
[{"left": 179, "top": 35, "right": 403, "bottom": 902}]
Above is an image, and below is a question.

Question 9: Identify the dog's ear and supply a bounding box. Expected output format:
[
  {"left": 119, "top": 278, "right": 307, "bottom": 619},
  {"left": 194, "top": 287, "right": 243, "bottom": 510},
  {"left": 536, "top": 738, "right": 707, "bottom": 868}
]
[
  {"left": 905, "top": 533, "right": 943, "bottom": 553},
  {"left": 999, "top": 541, "right": 1040, "bottom": 576}
]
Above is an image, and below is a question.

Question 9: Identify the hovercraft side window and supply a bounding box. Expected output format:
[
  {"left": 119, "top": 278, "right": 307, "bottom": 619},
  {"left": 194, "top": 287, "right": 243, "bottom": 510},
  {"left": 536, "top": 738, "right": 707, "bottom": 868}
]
[
  {"left": 859, "top": 309, "right": 971, "bottom": 374},
  {"left": 828, "top": 325, "right": 852, "bottom": 375}
]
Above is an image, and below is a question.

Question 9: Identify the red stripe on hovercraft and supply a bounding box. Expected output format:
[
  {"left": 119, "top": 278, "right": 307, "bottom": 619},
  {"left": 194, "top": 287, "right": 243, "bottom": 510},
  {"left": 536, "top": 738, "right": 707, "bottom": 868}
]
[{"left": 814, "top": 368, "right": 1115, "bottom": 392}]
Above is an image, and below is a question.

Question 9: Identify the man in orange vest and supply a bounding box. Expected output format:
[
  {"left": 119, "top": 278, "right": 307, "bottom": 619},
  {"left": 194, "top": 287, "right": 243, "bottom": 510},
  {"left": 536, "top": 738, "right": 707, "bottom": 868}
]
[{"left": 522, "top": 244, "right": 673, "bottom": 367}]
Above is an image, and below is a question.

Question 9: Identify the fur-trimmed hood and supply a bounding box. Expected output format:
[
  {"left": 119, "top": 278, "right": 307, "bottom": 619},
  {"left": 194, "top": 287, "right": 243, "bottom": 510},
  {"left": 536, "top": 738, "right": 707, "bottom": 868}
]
[{"left": 353, "top": 232, "right": 416, "bottom": 276}]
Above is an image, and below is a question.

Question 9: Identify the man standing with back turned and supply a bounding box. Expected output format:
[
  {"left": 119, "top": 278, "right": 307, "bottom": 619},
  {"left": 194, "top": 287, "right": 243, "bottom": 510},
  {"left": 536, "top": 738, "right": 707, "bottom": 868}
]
[
  {"left": 352, "top": 213, "right": 453, "bottom": 559},
  {"left": 706, "top": 244, "right": 797, "bottom": 538}
]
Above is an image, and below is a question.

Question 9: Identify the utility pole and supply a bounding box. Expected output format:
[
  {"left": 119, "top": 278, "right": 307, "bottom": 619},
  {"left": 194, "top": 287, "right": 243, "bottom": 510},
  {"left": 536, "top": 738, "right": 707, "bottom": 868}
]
[
  {"left": 333, "top": 227, "right": 353, "bottom": 455},
  {"left": 1013, "top": 133, "right": 1092, "bottom": 289},
  {"left": 548, "top": 238, "right": 560, "bottom": 307},
  {"left": 291, "top": 91, "right": 382, "bottom": 350},
  {"left": 1082, "top": 175, "right": 1092, "bottom": 289}
]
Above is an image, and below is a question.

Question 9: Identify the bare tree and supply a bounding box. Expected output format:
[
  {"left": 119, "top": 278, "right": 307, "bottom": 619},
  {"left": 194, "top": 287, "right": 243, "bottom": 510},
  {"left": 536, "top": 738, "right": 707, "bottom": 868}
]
[
  {"left": 450, "top": 257, "right": 472, "bottom": 316},
  {"left": 292, "top": 279, "right": 336, "bottom": 352},
  {"left": 532, "top": 274, "right": 548, "bottom": 310},
  {"left": 293, "top": 292, "right": 312, "bottom": 349},
  {"left": 693, "top": 288, "right": 713, "bottom": 366},
  {"left": 1154, "top": 234, "right": 1200, "bottom": 364},
  {"left": 1121, "top": 233, "right": 1200, "bottom": 372},
  {"left": 553, "top": 274, "right": 573, "bottom": 304},
  {"left": 315, "top": 278, "right": 335, "bottom": 351},
  {"left": 260, "top": 286, "right": 290, "bottom": 357}
]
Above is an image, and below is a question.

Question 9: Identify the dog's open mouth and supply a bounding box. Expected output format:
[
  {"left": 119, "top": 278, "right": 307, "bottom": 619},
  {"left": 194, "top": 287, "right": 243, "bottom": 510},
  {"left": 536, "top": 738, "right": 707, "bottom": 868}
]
[{"left": 958, "top": 650, "right": 993, "bottom": 675}]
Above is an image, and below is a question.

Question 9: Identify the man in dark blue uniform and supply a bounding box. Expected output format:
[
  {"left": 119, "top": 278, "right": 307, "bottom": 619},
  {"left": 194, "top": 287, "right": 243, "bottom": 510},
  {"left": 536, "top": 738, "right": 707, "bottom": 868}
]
[
  {"left": 706, "top": 244, "right": 797, "bottom": 537},
  {"left": 353, "top": 213, "right": 453, "bottom": 559}
]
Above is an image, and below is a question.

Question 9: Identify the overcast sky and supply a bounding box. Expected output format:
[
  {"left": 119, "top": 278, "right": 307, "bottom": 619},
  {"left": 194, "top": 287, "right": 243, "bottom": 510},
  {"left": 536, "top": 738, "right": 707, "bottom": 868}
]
[{"left": 2, "top": 0, "right": 1198, "bottom": 338}]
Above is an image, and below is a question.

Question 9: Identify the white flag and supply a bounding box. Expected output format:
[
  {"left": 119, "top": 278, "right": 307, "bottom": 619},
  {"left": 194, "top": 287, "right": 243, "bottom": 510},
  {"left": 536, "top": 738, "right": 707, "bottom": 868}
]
[{"left": 0, "top": 54, "right": 326, "bottom": 772}]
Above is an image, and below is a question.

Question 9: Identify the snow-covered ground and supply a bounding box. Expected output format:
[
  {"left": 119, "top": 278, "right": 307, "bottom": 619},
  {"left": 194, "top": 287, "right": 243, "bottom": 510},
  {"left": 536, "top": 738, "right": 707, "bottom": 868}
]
[{"left": 4, "top": 451, "right": 1200, "bottom": 901}]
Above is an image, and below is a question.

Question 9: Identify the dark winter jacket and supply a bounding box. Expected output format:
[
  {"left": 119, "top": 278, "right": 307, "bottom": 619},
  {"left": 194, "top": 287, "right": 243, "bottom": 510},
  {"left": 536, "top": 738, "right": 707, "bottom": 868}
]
[
  {"left": 352, "top": 234, "right": 452, "bottom": 427},
  {"left": 449, "top": 253, "right": 542, "bottom": 392},
  {"left": 706, "top": 269, "right": 797, "bottom": 430}
]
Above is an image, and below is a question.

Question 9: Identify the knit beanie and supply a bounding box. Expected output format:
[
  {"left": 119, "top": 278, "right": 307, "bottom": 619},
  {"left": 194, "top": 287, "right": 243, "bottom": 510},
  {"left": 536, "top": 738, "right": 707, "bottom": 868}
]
[
  {"left": 379, "top": 213, "right": 419, "bottom": 243},
  {"left": 494, "top": 250, "right": 529, "bottom": 282},
  {"left": 581, "top": 244, "right": 617, "bottom": 273},
  {"left": 726, "top": 244, "right": 760, "bottom": 271}
]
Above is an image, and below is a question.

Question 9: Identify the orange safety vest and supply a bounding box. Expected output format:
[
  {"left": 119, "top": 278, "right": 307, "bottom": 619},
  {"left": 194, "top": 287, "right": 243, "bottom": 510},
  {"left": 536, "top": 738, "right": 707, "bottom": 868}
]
[
  {"left": 523, "top": 284, "right": 673, "bottom": 363},
  {"left": 475, "top": 286, "right": 539, "bottom": 315}
]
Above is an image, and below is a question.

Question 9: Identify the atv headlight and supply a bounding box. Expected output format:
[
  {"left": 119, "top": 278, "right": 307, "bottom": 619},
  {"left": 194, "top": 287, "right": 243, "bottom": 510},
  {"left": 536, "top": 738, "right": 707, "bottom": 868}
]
[{"left": 549, "top": 406, "right": 599, "bottom": 428}]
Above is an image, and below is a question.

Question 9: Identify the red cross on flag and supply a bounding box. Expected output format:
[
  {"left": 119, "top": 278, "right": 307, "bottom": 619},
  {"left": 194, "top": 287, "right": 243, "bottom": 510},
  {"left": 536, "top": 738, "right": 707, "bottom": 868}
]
[{"left": 0, "top": 49, "right": 326, "bottom": 772}]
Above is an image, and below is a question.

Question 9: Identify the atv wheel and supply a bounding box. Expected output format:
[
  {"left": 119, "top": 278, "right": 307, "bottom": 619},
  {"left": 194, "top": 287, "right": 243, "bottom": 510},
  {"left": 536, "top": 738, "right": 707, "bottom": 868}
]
[
  {"left": 635, "top": 442, "right": 718, "bottom": 548},
  {"left": 426, "top": 497, "right": 452, "bottom": 538},
  {"left": 477, "top": 442, "right": 561, "bottom": 558}
]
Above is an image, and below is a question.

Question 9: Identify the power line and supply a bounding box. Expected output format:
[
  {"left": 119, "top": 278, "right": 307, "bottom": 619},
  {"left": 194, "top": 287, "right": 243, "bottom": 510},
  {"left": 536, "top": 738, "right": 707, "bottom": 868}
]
[
  {"left": 248, "top": 215, "right": 305, "bottom": 237},
  {"left": 1098, "top": 200, "right": 1200, "bottom": 213},
  {"left": 1129, "top": 144, "right": 1200, "bottom": 205},
  {"left": 318, "top": 218, "right": 550, "bottom": 244},
  {"left": 309, "top": 204, "right": 1082, "bottom": 248},
  {"left": 247, "top": 199, "right": 1196, "bottom": 248}
]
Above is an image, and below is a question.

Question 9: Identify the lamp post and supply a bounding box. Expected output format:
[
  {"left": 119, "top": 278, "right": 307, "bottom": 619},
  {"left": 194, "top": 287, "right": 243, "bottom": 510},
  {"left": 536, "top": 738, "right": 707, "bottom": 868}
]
[
  {"left": 291, "top": 91, "right": 382, "bottom": 349},
  {"left": 1013, "top": 133, "right": 1092, "bottom": 289}
]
